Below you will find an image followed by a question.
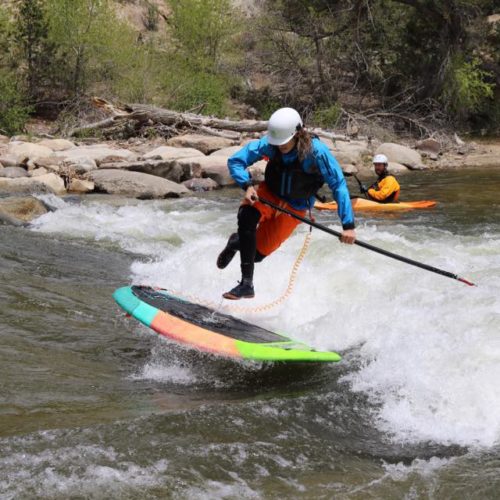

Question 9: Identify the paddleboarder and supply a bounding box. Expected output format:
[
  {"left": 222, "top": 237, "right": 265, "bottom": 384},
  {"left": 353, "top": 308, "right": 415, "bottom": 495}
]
[{"left": 217, "top": 107, "right": 356, "bottom": 300}]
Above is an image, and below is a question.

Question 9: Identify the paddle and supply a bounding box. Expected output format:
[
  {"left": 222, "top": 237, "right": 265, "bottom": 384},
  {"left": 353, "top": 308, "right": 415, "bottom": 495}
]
[
  {"left": 344, "top": 171, "right": 369, "bottom": 198},
  {"left": 257, "top": 196, "right": 476, "bottom": 287}
]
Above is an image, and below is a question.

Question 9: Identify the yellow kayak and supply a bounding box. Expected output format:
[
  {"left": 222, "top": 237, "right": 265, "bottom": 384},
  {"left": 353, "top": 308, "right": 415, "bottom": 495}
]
[{"left": 315, "top": 198, "right": 437, "bottom": 212}]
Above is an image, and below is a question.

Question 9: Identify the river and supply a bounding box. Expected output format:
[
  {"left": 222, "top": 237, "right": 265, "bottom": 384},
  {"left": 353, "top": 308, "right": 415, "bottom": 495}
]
[{"left": 1, "top": 168, "right": 499, "bottom": 499}]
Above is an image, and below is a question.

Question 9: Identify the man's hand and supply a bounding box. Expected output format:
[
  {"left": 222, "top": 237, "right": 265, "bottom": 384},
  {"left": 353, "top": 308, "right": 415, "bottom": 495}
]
[
  {"left": 245, "top": 185, "right": 258, "bottom": 204},
  {"left": 340, "top": 229, "right": 356, "bottom": 244}
]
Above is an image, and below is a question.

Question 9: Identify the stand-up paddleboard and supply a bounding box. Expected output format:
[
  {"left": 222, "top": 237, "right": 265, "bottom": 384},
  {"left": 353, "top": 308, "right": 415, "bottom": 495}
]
[
  {"left": 315, "top": 198, "right": 437, "bottom": 212},
  {"left": 113, "top": 286, "right": 341, "bottom": 363}
]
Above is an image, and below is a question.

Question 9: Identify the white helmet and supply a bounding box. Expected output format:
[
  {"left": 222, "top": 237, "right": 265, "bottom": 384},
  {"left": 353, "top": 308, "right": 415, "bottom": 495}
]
[
  {"left": 373, "top": 154, "right": 388, "bottom": 164},
  {"left": 267, "top": 107, "right": 303, "bottom": 146}
]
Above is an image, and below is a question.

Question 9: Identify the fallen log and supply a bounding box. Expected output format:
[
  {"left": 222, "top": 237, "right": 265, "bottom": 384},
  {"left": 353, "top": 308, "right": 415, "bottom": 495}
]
[{"left": 69, "top": 97, "right": 351, "bottom": 142}]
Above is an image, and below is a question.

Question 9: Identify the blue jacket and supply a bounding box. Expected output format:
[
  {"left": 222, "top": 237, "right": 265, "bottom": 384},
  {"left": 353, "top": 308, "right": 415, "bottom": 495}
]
[{"left": 228, "top": 136, "right": 355, "bottom": 229}]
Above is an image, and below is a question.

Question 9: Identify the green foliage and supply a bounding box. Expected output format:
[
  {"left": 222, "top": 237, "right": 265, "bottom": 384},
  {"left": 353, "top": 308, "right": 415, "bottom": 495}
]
[
  {"left": 160, "top": 58, "right": 233, "bottom": 116},
  {"left": 12, "top": 0, "right": 53, "bottom": 100},
  {"left": 312, "top": 104, "right": 342, "bottom": 128},
  {"left": 169, "top": 0, "right": 239, "bottom": 70},
  {"left": 0, "top": 70, "right": 32, "bottom": 135},
  {"left": 443, "top": 58, "right": 495, "bottom": 119},
  {"left": 46, "top": 0, "right": 110, "bottom": 96},
  {"left": 0, "top": 6, "right": 12, "bottom": 61}
]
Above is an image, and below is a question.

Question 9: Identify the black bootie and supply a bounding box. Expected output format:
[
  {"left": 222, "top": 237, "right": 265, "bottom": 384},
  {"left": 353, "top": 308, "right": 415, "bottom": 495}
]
[
  {"left": 217, "top": 233, "right": 239, "bottom": 269},
  {"left": 222, "top": 263, "right": 255, "bottom": 300},
  {"left": 222, "top": 278, "right": 255, "bottom": 300}
]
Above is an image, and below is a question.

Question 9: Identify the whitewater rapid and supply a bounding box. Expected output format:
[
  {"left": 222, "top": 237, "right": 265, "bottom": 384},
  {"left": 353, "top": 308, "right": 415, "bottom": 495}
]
[{"left": 31, "top": 193, "right": 500, "bottom": 449}]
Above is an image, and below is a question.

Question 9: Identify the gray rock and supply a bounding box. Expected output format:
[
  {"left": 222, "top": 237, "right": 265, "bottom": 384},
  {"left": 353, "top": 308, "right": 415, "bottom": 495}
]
[
  {"left": 7, "top": 142, "right": 54, "bottom": 163},
  {"left": 143, "top": 146, "right": 205, "bottom": 160},
  {"left": 103, "top": 158, "right": 189, "bottom": 183},
  {"left": 209, "top": 146, "right": 242, "bottom": 157},
  {"left": 167, "top": 134, "right": 235, "bottom": 154},
  {"left": 183, "top": 177, "right": 220, "bottom": 191},
  {"left": 38, "top": 138, "right": 76, "bottom": 151},
  {"left": 375, "top": 143, "right": 426, "bottom": 170},
  {"left": 0, "top": 154, "right": 25, "bottom": 167},
  {"left": 87, "top": 169, "right": 189, "bottom": 199},
  {"left": 0, "top": 177, "right": 56, "bottom": 195},
  {"left": 54, "top": 145, "right": 137, "bottom": 163},
  {"left": 62, "top": 157, "right": 98, "bottom": 174},
  {"left": 415, "top": 138, "right": 441, "bottom": 155},
  {"left": 0, "top": 166, "right": 29, "bottom": 178},
  {"left": 68, "top": 178, "right": 95, "bottom": 193},
  {"left": 175, "top": 156, "right": 234, "bottom": 186},
  {"left": 0, "top": 173, "right": 66, "bottom": 195}
]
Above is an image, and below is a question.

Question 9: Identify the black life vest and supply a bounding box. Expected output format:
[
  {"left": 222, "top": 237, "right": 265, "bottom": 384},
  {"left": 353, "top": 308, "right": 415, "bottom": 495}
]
[{"left": 264, "top": 149, "right": 324, "bottom": 199}]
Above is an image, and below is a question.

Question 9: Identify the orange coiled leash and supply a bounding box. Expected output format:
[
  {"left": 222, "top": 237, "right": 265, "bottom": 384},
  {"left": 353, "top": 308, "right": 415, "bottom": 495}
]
[{"left": 164, "top": 230, "right": 312, "bottom": 314}]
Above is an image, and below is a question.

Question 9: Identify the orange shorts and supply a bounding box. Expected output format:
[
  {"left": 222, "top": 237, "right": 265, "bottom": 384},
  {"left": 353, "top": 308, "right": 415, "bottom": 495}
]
[{"left": 242, "top": 183, "right": 306, "bottom": 256}]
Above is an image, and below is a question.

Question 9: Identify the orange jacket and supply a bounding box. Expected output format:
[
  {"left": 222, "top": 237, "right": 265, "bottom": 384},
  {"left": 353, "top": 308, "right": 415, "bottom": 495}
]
[{"left": 367, "top": 175, "right": 400, "bottom": 202}]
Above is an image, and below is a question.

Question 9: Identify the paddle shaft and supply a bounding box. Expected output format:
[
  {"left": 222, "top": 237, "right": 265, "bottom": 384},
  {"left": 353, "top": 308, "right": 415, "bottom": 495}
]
[
  {"left": 257, "top": 196, "right": 476, "bottom": 287},
  {"left": 354, "top": 173, "right": 370, "bottom": 199}
]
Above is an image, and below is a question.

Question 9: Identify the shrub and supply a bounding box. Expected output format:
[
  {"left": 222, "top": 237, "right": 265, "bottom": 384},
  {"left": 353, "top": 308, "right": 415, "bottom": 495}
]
[
  {"left": 443, "top": 57, "right": 495, "bottom": 120},
  {"left": 313, "top": 104, "right": 342, "bottom": 128},
  {"left": 0, "top": 71, "right": 32, "bottom": 135}
]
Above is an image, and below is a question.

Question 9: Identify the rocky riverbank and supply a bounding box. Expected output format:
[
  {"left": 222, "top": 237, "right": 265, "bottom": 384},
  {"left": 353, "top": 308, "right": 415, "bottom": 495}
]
[{"left": 1, "top": 132, "right": 499, "bottom": 226}]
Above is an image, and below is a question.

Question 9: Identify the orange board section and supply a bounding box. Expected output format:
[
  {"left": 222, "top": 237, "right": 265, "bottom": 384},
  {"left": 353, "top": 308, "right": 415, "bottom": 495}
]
[{"left": 151, "top": 310, "right": 242, "bottom": 358}]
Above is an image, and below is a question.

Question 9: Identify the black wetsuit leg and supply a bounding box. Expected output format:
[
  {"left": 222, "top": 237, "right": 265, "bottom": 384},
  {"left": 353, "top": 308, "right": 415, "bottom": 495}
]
[{"left": 237, "top": 205, "right": 261, "bottom": 281}]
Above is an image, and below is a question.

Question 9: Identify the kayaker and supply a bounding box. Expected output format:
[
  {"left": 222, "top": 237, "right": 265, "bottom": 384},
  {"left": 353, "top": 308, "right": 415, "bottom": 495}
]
[
  {"left": 361, "top": 154, "right": 400, "bottom": 203},
  {"left": 217, "top": 107, "right": 356, "bottom": 300}
]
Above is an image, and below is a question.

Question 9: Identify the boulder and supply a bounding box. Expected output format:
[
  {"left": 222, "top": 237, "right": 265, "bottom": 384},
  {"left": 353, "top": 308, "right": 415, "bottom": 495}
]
[
  {"left": 32, "top": 173, "right": 66, "bottom": 194},
  {"left": 0, "top": 196, "right": 48, "bottom": 226},
  {"left": 167, "top": 134, "right": 235, "bottom": 154},
  {"left": 29, "top": 167, "right": 49, "bottom": 177},
  {"left": 7, "top": 142, "right": 54, "bottom": 163},
  {"left": 0, "top": 175, "right": 61, "bottom": 195},
  {"left": 386, "top": 162, "right": 410, "bottom": 174},
  {"left": 328, "top": 139, "right": 370, "bottom": 165},
  {"left": 183, "top": 177, "right": 219, "bottom": 191},
  {"left": 31, "top": 156, "right": 64, "bottom": 173},
  {"left": 102, "top": 158, "right": 191, "bottom": 183},
  {"left": 62, "top": 157, "right": 98, "bottom": 174},
  {"left": 54, "top": 145, "right": 136, "bottom": 164},
  {"left": 342, "top": 164, "right": 359, "bottom": 176},
  {"left": 143, "top": 146, "right": 205, "bottom": 160},
  {"left": 87, "top": 169, "right": 189, "bottom": 198},
  {"left": 0, "top": 166, "right": 29, "bottom": 178},
  {"left": 38, "top": 138, "right": 76, "bottom": 151},
  {"left": 0, "top": 154, "right": 21, "bottom": 167},
  {"left": 375, "top": 143, "right": 426, "bottom": 170},
  {"left": 176, "top": 155, "right": 234, "bottom": 186},
  {"left": 210, "top": 146, "right": 243, "bottom": 157},
  {"left": 69, "top": 178, "right": 95, "bottom": 194},
  {"left": 415, "top": 138, "right": 441, "bottom": 156}
]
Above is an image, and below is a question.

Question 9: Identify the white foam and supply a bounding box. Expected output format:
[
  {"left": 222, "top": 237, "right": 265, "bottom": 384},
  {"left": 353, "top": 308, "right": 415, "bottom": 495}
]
[
  {"left": 0, "top": 441, "right": 169, "bottom": 498},
  {"left": 29, "top": 198, "right": 500, "bottom": 448}
]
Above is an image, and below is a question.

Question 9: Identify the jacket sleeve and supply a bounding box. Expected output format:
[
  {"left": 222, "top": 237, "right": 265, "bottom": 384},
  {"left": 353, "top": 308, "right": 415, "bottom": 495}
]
[
  {"left": 228, "top": 138, "right": 272, "bottom": 189},
  {"left": 367, "top": 176, "right": 400, "bottom": 201},
  {"left": 314, "top": 142, "right": 355, "bottom": 230}
]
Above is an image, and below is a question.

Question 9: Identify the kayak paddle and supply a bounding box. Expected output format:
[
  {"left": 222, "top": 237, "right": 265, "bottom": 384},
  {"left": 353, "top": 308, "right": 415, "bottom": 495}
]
[{"left": 344, "top": 171, "right": 369, "bottom": 198}]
